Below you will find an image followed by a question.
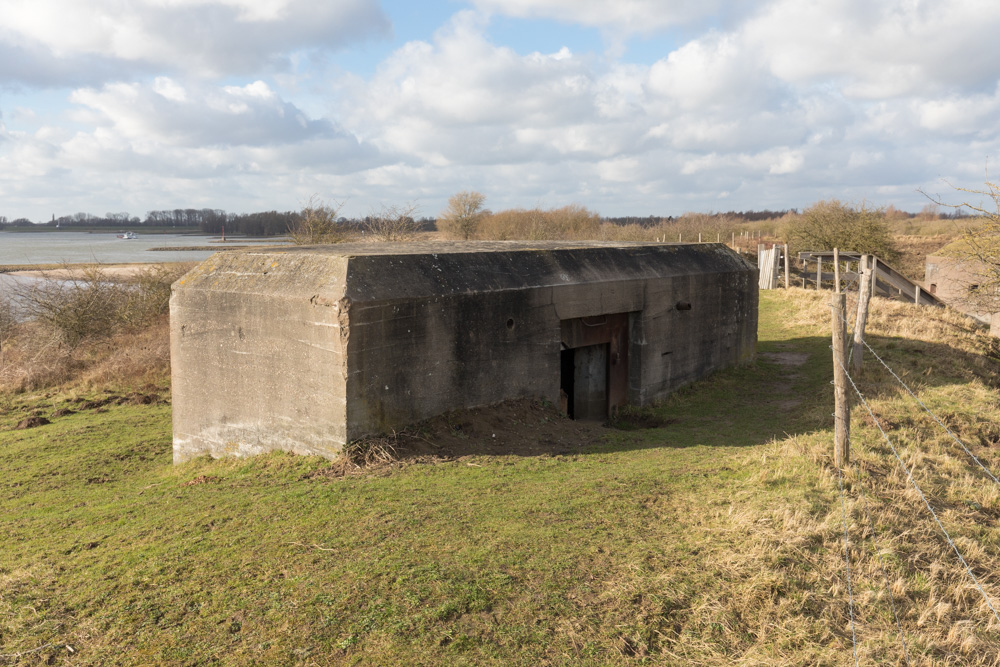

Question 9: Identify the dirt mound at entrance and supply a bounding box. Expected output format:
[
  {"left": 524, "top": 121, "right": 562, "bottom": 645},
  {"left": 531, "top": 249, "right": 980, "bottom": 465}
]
[
  {"left": 305, "top": 398, "right": 609, "bottom": 480},
  {"left": 395, "top": 398, "right": 607, "bottom": 460}
]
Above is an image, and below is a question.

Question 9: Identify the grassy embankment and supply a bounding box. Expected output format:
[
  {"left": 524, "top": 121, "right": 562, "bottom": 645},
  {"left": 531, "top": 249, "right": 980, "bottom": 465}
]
[{"left": 2, "top": 290, "right": 1000, "bottom": 665}]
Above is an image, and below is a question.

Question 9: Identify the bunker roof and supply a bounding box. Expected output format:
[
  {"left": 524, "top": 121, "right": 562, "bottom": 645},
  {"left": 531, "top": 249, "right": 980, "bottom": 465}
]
[{"left": 176, "top": 241, "right": 754, "bottom": 303}]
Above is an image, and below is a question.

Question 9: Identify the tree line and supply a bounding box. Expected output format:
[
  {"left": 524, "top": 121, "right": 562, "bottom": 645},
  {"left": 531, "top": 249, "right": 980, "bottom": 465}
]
[{"left": 0, "top": 209, "right": 436, "bottom": 236}]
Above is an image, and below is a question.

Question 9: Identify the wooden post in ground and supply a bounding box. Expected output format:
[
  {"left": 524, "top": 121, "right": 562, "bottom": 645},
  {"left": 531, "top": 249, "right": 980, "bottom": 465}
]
[
  {"left": 853, "top": 255, "right": 872, "bottom": 376},
  {"left": 816, "top": 256, "right": 822, "bottom": 290},
  {"left": 831, "top": 293, "right": 850, "bottom": 466},
  {"left": 915, "top": 284, "right": 921, "bottom": 304},
  {"left": 833, "top": 247, "right": 841, "bottom": 293},
  {"left": 699, "top": 233, "right": 702, "bottom": 243},
  {"left": 871, "top": 257, "right": 878, "bottom": 298},
  {"left": 732, "top": 232, "right": 735, "bottom": 247},
  {"left": 784, "top": 244, "right": 790, "bottom": 289}
]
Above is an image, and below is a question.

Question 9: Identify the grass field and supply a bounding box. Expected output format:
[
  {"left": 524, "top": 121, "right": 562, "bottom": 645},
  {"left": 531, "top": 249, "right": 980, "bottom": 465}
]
[{"left": 2, "top": 290, "right": 1000, "bottom": 665}]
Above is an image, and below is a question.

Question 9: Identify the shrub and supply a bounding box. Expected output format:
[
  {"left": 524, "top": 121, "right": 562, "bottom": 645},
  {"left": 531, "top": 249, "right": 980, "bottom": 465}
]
[
  {"left": 362, "top": 203, "right": 420, "bottom": 242},
  {"left": 288, "top": 196, "right": 346, "bottom": 245},
  {"left": 13, "top": 264, "right": 186, "bottom": 348},
  {"left": 0, "top": 288, "right": 15, "bottom": 348},
  {"left": 787, "top": 199, "right": 898, "bottom": 260}
]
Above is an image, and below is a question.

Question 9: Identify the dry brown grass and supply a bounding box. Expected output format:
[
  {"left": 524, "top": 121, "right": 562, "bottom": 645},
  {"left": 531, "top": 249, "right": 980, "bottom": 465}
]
[
  {"left": 739, "top": 288, "right": 1000, "bottom": 663},
  {"left": 0, "top": 316, "right": 170, "bottom": 394},
  {"left": 0, "top": 265, "right": 183, "bottom": 394}
]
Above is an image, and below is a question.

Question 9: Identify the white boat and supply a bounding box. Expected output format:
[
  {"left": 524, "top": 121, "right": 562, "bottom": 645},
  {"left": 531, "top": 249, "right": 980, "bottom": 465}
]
[{"left": 117, "top": 231, "right": 138, "bottom": 239}]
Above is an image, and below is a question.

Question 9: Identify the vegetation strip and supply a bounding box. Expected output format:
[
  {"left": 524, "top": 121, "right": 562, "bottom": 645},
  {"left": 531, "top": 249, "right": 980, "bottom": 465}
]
[{"left": 2, "top": 287, "right": 1000, "bottom": 663}]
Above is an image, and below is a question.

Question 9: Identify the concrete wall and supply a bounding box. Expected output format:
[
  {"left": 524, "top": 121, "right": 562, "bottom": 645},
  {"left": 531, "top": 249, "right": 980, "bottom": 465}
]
[
  {"left": 171, "top": 253, "right": 351, "bottom": 461},
  {"left": 924, "top": 255, "right": 998, "bottom": 326},
  {"left": 171, "top": 241, "right": 757, "bottom": 462}
]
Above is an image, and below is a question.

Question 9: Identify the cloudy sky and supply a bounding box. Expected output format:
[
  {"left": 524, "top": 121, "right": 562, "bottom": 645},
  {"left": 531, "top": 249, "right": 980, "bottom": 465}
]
[{"left": 1, "top": 0, "right": 999, "bottom": 222}]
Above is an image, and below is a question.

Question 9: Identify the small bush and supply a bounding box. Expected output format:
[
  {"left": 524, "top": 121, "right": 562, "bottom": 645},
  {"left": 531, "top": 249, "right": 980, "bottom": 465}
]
[
  {"left": 12, "top": 264, "right": 186, "bottom": 348},
  {"left": 362, "top": 203, "right": 420, "bottom": 242},
  {"left": 0, "top": 288, "right": 16, "bottom": 347},
  {"left": 288, "top": 196, "right": 347, "bottom": 245},
  {"left": 787, "top": 199, "right": 898, "bottom": 260}
]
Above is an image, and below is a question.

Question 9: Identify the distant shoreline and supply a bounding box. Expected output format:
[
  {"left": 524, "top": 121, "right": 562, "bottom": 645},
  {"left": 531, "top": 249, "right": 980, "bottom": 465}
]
[{"left": 0, "top": 262, "right": 173, "bottom": 279}]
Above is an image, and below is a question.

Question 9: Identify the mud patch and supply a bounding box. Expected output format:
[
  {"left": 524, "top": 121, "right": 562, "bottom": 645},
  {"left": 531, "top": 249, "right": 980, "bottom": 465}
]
[{"left": 759, "top": 352, "right": 809, "bottom": 366}]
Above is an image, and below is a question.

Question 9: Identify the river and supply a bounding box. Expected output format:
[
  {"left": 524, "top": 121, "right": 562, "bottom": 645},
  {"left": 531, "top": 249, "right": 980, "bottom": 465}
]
[{"left": 0, "top": 231, "right": 287, "bottom": 266}]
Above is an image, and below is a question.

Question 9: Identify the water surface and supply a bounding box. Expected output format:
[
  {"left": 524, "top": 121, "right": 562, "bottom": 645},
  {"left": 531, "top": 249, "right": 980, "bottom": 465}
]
[{"left": 0, "top": 231, "right": 285, "bottom": 266}]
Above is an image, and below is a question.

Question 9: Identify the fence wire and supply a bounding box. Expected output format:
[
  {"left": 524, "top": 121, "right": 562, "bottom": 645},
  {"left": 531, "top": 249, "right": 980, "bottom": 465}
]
[
  {"left": 857, "top": 336, "right": 1000, "bottom": 490},
  {"left": 835, "top": 457, "right": 860, "bottom": 667},
  {"left": 829, "top": 286, "right": 915, "bottom": 663},
  {"left": 832, "top": 351, "right": 1000, "bottom": 626}
]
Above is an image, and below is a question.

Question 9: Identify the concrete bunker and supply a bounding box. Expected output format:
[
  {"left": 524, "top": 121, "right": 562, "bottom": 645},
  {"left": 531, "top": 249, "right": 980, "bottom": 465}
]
[{"left": 170, "top": 241, "right": 757, "bottom": 462}]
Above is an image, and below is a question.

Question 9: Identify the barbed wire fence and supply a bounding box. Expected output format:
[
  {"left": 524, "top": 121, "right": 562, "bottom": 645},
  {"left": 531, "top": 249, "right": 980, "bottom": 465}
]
[{"left": 824, "top": 254, "right": 1000, "bottom": 663}]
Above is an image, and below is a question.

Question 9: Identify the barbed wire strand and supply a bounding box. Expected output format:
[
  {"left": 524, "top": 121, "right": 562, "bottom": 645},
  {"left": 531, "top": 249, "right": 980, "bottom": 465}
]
[
  {"left": 836, "top": 458, "right": 861, "bottom": 667},
  {"left": 858, "top": 336, "right": 1000, "bottom": 489},
  {"left": 832, "top": 298, "right": 1000, "bottom": 490},
  {"left": 853, "top": 466, "right": 913, "bottom": 664},
  {"left": 836, "top": 272, "right": 909, "bottom": 661},
  {"left": 833, "top": 351, "right": 1000, "bottom": 626}
]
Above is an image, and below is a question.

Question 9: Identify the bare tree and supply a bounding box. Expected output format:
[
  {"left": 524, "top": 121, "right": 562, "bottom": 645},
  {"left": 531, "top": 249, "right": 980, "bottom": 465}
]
[
  {"left": 438, "top": 191, "right": 487, "bottom": 240},
  {"left": 288, "top": 196, "right": 346, "bottom": 245},
  {"left": 363, "top": 203, "right": 420, "bottom": 242}
]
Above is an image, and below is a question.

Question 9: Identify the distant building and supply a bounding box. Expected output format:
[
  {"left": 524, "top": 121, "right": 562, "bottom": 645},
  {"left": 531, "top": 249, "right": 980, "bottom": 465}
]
[
  {"left": 170, "top": 241, "right": 758, "bottom": 462},
  {"left": 925, "top": 254, "right": 1000, "bottom": 335}
]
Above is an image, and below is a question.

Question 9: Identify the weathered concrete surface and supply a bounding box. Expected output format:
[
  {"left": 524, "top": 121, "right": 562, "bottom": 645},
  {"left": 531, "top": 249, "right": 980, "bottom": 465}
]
[
  {"left": 925, "top": 254, "right": 999, "bottom": 331},
  {"left": 171, "top": 241, "right": 757, "bottom": 462}
]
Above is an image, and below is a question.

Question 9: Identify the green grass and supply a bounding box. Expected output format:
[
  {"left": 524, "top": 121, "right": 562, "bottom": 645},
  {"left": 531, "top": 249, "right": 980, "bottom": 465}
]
[{"left": 2, "top": 291, "right": 999, "bottom": 665}]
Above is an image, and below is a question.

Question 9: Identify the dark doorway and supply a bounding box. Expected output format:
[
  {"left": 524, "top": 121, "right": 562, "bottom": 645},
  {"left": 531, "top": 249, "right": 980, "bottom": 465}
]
[
  {"left": 559, "top": 313, "right": 630, "bottom": 421},
  {"left": 560, "top": 348, "right": 576, "bottom": 418}
]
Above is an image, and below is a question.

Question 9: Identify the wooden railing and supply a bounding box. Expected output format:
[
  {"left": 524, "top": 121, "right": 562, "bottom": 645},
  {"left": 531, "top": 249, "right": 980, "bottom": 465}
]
[{"left": 797, "top": 251, "right": 944, "bottom": 307}]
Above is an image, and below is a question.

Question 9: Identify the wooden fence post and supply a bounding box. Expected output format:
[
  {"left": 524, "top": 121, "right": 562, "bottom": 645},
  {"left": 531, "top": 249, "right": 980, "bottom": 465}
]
[
  {"left": 871, "top": 257, "right": 878, "bottom": 298},
  {"left": 853, "top": 255, "right": 872, "bottom": 376},
  {"left": 783, "top": 244, "right": 790, "bottom": 289},
  {"left": 816, "top": 256, "right": 822, "bottom": 290},
  {"left": 832, "top": 293, "right": 850, "bottom": 466},
  {"left": 833, "top": 247, "right": 841, "bottom": 293}
]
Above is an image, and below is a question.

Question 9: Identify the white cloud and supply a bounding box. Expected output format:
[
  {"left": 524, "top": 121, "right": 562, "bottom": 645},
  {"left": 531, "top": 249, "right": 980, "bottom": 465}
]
[
  {"left": 743, "top": 0, "right": 1000, "bottom": 97},
  {"left": 0, "top": 0, "right": 390, "bottom": 82},
  {"left": 69, "top": 79, "right": 349, "bottom": 148}
]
